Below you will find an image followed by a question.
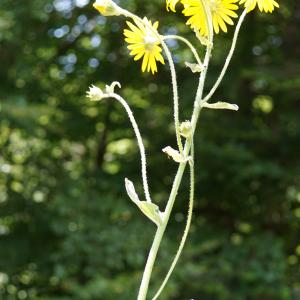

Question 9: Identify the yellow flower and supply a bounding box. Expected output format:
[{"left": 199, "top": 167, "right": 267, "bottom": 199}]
[
  {"left": 166, "top": 0, "right": 181, "bottom": 12},
  {"left": 182, "top": 0, "right": 239, "bottom": 35},
  {"left": 123, "top": 18, "right": 165, "bottom": 74},
  {"left": 239, "top": 0, "right": 279, "bottom": 13},
  {"left": 93, "top": 0, "right": 122, "bottom": 16}
]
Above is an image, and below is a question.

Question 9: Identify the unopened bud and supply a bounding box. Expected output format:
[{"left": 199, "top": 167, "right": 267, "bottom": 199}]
[
  {"left": 180, "top": 121, "right": 192, "bottom": 138},
  {"left": 86, "top": 85, "right": 104, "bottom": 101},
  {"left": 93, "top": 0, "right": 123, "bottom": 17}
]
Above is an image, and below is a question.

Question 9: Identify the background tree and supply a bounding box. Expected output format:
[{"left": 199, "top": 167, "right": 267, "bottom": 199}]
[{"left": 0, "top": 0, "right": 299, "bottom": 299}]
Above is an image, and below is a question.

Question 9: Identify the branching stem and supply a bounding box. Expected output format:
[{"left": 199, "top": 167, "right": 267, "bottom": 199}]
[
  {"left": 163, "top": 35, "right": 203, "bottom": 66},
  {"left": 137, "top": 2, "right": 214, "bottom": 299},
  {"left": 116, "top": 5, "right": 246, "bottom": 300}
]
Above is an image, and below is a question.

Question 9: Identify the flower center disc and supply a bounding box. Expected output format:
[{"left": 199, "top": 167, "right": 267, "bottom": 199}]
[
  {"left": 209, "top": 0, "right": 221, "bottom": 13},
  {"left": 144, "top": 34, "right": 157, "bottom": 51}
]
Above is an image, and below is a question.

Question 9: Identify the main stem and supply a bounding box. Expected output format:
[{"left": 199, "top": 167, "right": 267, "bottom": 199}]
[
  {"left": 152, "top": 139, "right": 195, "bottom": 300},
  {"left": 137, "top": 42, "right": 212, "bottom": 300},
  {"left": 137, "top": 3, "right": 214, "bottom": 298}
]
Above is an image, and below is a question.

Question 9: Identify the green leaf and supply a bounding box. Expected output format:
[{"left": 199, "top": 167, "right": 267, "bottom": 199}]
[
  {"left": 185, "top": 62, "right": 204, "bottom": 73},
  {"left": 202, "top": 101, "right": 239, "bottom": 111},
  {"left": 125, "top": 178, "right": 140, "bottom": 205},
  {"left": 125, "top": 178, "right": 162, "bottom": 226},
  {"left": 138, "top": 202, "right": 163, "bottom": 226}
]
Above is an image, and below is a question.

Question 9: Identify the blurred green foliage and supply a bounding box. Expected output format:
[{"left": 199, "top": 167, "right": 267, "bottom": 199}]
[{"left": 0, "top": 0, "right": 299, "bottom": 299}]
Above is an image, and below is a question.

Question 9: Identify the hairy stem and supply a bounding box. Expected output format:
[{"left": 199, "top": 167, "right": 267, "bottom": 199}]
[
  {"left": 163, "top": 35, "right": 202, "bottom": 66},
  {"left": 106, "top": 93, "right": 152, "bottom": 203},
  {"left": 137, "top": 2, "right": 214, "bottom": 299},
  {"left": 152, "top": 139, "right": 195, "bottom": 300},
  {"left": 161, "top": 42, "right": 184, "bottom": 154},
  {"left": 137, "top": 139, "right": 192, "bottom": 300},
  {"left": 137, "top": 47, "right": 212, "bottom": 300},
  {"left": 201, "top": 9, "right": 247, "bottom": 104}
]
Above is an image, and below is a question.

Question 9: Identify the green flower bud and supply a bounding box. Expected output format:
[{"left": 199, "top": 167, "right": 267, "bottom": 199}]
[{"left": 180, "top": 121, "right": 192, "bottom": 138}]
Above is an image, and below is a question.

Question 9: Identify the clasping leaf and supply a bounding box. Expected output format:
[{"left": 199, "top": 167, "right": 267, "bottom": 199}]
[
  {"left": 185, "top": 62, "right": 204, "bottom": 73},
  {"left": 125, "top": 178, "right": 163, "bottom": 226}
]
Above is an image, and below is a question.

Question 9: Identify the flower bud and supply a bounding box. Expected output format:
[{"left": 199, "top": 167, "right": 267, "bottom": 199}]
[
  {"left": 180, "top": 121, "right": 192, "bottom": 138},
  {"left": 93, "top": 0, "right": 123, "bottom": 17},
  {"left": 86, "top": 85, "right": 104, "bottom": 101}
]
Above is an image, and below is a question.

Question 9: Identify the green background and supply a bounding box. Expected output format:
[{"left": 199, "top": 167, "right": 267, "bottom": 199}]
[{"left": 0, "top": 0, "right": 299, "bottom": 299}]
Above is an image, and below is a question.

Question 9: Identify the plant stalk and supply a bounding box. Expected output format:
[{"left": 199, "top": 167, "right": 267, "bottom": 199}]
[
  {"left": 107, "top": 93, "right": 152, "bottom": 203},
  {"left": 152, "top": 139, "right": 195, "bottom": 300},
  {"left": 201, "top": 9, "right": 247, "bottom": 104},
  {"left": 137, "top": 40, "right": 213, "bottom": 300},
  {"left": 137, "top": 3, "right": 214, "bottom": 298}
]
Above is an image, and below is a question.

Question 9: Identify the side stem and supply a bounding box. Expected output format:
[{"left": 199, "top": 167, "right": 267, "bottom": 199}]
[
  {"left": 163, "top": 35, "right": 202, "bottom": 66},
  {"left": 107, "top": 93, "right": 152, "bottom": 203},
  {"left": 160, "top": 42, "right": 184, "bottom": 154},
  {"left": 201, "top": 9, "right": 247, "bottom": 104}
]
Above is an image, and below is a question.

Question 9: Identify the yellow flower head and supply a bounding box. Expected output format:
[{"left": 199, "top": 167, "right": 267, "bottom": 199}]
[
  {"left": 182, "top": 0, "right": 239, "bottom": 35},
  {"left": 239, "top": 0, "right": 279, "bottom": 13},
  {"left": 124, "top": 18, "right": 165, "bottom": 74},
  {"left": 166, "top": 0, "right": 181, "bottom": 12},
  {"left": 93, "top": 0, "right": 122, "bottom": 16}
]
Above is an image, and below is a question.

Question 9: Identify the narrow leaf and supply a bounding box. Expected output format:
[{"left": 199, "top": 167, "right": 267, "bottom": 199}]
[
  {"left": 139, "top": 202, "right": 163, "bottom": 226},
  {"left": 202, "top": 102, "right": 239, "bottom": 111},
  {"left": 125, "top": 178, "right": 140, "bottom": 205}
]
